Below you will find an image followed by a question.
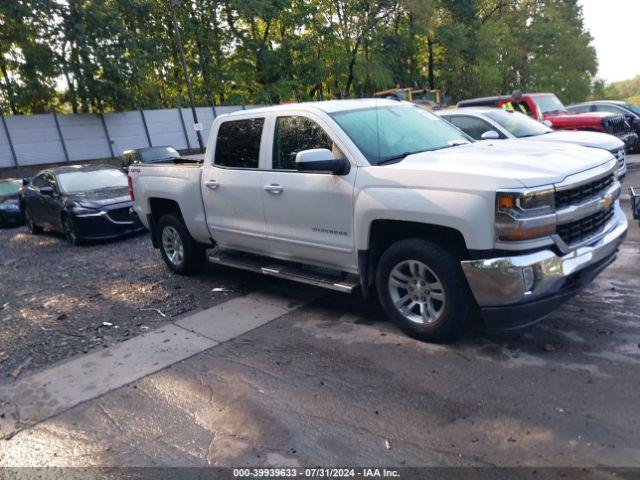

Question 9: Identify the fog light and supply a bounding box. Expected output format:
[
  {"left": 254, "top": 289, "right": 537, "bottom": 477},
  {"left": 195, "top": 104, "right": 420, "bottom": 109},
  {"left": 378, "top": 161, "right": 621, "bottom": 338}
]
[{"left": 522, "top": 266, "right": 535, "bottom": 292}]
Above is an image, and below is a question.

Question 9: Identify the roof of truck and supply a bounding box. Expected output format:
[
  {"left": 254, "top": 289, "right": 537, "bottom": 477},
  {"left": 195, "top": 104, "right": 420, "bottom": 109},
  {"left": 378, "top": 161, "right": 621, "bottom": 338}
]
[{"left": 228, "top": 98, "right": 400, "bottom": 116}]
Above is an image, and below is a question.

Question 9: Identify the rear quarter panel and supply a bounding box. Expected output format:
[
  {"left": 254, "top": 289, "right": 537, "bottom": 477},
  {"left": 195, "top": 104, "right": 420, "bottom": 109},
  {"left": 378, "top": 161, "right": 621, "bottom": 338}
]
[{"left": 129, "top": 164, "right": 211, "bottom": 243}]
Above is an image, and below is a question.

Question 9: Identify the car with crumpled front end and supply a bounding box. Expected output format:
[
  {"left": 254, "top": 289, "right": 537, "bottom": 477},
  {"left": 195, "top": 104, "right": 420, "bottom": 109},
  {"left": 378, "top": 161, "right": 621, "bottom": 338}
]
[{"left": 20, "top": 165, "right": 144, "bottom": 245}]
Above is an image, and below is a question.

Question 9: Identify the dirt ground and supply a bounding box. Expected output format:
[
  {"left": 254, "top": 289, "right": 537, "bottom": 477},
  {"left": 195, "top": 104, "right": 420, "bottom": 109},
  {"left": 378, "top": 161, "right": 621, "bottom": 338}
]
[{"left": 0, "top": 229, "right": 256, "bottom": 383}]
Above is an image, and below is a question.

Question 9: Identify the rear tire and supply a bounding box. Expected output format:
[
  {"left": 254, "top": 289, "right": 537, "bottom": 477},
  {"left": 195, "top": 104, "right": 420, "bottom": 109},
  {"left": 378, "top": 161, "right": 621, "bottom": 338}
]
[
  {"left": 157, "top": 214, "right": 206, "bottom": 275},
  {"left": 24, "top": 207, "right": 43, "bottom": 235},
  {"left": 375, "top": 238, "right": 472, "bottom": 343}
]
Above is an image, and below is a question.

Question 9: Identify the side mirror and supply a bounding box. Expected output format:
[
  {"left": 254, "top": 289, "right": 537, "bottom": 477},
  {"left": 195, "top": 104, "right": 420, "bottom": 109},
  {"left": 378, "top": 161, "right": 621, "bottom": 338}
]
[
  {"left": 480, "top": 130, "right": 500, "bottom": 140},
  {"left": 543, "top": 120, "right": 553, "bottom": 128},
  {"left": 40, "top": 186, "right": 54, "bottom": 196},
  {"left": 22, "top": 178, "right": 29, "bottom": 186},
  {"left": 295, "top": 149, "right": 349, "bottom": 174}
]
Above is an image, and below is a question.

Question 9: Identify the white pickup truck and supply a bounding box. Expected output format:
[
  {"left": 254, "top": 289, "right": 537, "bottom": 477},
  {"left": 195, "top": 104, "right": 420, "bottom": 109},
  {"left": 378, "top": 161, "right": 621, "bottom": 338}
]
[{"left": 129, "top": 99, "right": 627, "bottom": 342}]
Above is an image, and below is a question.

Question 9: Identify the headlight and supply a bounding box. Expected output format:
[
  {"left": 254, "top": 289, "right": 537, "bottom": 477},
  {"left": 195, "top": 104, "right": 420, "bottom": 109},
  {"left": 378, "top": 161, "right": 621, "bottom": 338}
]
[
  {"left": 72, "top": 206, "right": 105, "bottom": 216},
  {"left": 495, "top": 187, "right": 556, "bottom": 241},
  {"left": 0, "top": 203, "right": 19, "bottom": 211}
]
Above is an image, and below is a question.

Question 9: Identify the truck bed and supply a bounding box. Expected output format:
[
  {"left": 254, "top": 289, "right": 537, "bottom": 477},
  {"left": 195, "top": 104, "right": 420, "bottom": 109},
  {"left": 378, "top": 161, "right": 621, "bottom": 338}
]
[{"left": 128, "top": 163, "right": 211, "bottom": 244}]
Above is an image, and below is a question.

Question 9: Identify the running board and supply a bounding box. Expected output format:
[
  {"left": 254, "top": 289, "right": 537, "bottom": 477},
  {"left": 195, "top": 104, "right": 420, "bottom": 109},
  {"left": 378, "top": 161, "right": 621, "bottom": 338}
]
[{"left": 208, "top": 249, "right": 359, "bottom": 293}]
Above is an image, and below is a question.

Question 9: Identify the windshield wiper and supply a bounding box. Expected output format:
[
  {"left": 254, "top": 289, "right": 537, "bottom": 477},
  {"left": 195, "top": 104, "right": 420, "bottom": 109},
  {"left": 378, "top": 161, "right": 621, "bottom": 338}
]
[{"left": 377, "top": 150, "right": 429, "bottom": 165}]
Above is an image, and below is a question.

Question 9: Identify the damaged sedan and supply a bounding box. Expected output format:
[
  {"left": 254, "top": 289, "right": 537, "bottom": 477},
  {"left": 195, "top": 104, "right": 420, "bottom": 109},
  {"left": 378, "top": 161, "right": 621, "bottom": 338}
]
[{"left": 20, "top": 165, "right": 144, "bottom": 245}]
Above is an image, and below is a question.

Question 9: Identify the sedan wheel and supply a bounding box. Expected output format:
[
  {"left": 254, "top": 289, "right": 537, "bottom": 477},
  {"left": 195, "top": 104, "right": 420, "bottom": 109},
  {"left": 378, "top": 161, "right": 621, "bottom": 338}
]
[
  {"left": 25, "top": 208, "right": 43, "bottom": 234},
  {"left": 63, "top": 216, "right": 81, "bottom": 245},
  {"left": 388, "top": 259, "right": 446, "bottom": 325},
  {"left": 161, "top": 225, "right": 185, "bottom": 267}
]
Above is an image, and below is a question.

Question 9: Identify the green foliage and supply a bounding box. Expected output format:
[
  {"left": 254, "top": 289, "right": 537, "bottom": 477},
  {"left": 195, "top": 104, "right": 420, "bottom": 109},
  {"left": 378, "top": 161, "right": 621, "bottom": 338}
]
[
  {"left": 591, "top": 75, "right": 640, "bottom": 103},
  {"left": 0, "top": 0, "right": 603, "bottom": 114}
]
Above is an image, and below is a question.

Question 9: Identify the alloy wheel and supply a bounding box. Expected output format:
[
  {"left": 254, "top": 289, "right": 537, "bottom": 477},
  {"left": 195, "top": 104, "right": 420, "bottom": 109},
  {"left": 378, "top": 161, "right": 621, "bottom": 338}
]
[
  {"left": 162, "top": 225, "right": 184, "bottom": 266},
  {"left": 388, "top": 259, "right": 446, "bottom": 325}
]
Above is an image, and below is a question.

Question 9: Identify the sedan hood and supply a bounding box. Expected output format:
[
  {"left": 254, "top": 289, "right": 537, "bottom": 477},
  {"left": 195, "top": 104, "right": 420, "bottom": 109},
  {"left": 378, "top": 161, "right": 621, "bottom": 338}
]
[
  {"left": 66, "top": 187, "right": 131, "bottom": 209},
  {"left": 527, "top": 130, "right": 624, "bottom": 151},
  {"left": 392, "top": 140, "right": 615, "bottom": 188}
]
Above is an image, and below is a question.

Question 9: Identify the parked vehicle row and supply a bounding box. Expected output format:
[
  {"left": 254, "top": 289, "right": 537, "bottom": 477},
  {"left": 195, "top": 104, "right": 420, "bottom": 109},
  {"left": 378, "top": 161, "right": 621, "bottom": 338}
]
[
  {"left": 129, "top": 99, "right": 628, "bottom": 343},
  {"left": 457, "top": 92, "right": 638, "bottom": 151},
  {"left": 436, "top": 107, "right": 627, "bottom": 177},
  {"left": 19, "top": 165, "right": 144, "bottom": 245}
]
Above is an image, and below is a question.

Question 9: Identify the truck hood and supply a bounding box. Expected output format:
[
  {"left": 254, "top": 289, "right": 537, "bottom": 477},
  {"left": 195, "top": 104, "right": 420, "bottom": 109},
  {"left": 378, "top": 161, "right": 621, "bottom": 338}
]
[
  {"left": 524, "top": 130, "right": 624, "bottom": 152},
  {"left": 392, "top": 140, "right": 615, "bottom": 188}
]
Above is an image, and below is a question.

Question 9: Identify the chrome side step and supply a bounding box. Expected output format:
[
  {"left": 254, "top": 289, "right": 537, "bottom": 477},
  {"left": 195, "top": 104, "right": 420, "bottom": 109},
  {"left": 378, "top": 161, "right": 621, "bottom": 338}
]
[{"left": 208, "top": 249, "right": 359, "bottom": 293}]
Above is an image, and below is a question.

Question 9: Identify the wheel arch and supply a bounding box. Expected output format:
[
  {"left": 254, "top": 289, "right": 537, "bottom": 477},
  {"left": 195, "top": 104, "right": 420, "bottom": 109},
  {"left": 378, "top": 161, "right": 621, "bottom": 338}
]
[{"left": 359, "top": 219, "right": 469, "bottom": 294}]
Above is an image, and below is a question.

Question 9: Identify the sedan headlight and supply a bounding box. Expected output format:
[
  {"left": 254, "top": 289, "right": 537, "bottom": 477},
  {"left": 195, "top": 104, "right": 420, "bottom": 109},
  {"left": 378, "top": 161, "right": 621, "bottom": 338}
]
[
  {"left": 0, "top": 203, "right": 19, "bottom": 211},
  {"left": 72, "top": 206, "right": 105, "bottom": 216},
  {"left": 495, "top": 187, "right": 556, "bottom": 241}
]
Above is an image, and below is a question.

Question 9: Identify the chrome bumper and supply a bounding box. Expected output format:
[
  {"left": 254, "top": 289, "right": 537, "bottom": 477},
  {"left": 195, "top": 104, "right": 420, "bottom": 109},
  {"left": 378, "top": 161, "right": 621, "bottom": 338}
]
[{"left": 461, "top": 205, "right": 627, "bottom": 308}]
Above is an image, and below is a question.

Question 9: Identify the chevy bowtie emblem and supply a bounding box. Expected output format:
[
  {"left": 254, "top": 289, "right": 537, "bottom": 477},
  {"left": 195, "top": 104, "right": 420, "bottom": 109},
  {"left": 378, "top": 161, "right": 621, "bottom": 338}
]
[{"left": 601, "top": 195, "right": 613, "bottom": 209}]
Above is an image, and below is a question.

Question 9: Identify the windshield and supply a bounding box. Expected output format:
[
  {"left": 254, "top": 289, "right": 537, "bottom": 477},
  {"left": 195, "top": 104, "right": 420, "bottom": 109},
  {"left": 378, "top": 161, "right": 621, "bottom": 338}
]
[
  {"left": 0, "top": 180, "right": 21, "bottom": 196},
  {"left": 330, "top": 104, "right": 471, "bottom": 165},
  {"left": 624, "top": 103, "right": 640, "bottom": 116},
  {"left": 139, "top": 146, "right": 180, "bottom": 162},
  {"left": 57, "top": 169, "right": 128, "bottom": 194},
  {"left": 532, "top": 94, "right": 566, "bottom": 114},
  {"left": 484, "top": 110, "right": 552, "bottom": 138}
]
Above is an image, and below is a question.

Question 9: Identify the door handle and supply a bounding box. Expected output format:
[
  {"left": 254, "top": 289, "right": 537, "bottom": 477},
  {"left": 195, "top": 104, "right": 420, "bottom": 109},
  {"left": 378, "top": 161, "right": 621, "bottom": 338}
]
[
  {"left": 205, "top": 180, "right": 219, "bottom": 190},
  {"left": 264, "top": 184, "right": 283, "bottom": 194}
]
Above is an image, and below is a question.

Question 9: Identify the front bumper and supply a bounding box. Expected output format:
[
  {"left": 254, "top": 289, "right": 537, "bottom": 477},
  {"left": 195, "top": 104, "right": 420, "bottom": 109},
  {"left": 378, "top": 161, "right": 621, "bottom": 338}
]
[
  {"left": 619, "top": 131, "right": 638, "bottom": 151},
  {"left": 73, "top": 210, "right": 145, "bottom": 240},
  {"left": 0, "top": 206, "right": 24, "bottom": 228},
  {"left": 461, "top": 207, "right": 628, "bottom": 331}
]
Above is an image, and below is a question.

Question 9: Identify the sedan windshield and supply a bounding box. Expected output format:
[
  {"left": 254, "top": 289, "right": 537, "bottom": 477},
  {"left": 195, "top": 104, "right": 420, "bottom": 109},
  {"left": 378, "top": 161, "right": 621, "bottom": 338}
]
[
  {"left": 625, "top": 103, "right": 640, "bottom": 116},
  {"left": 330, "top": 104, "right": 471, "bottom": 165},
  {"left": 532, "top": 94, "right": 566, "bottom": 114},
  {"left": 484, "top": 110, "right": 552, "bottom": 138},
  {"left": 57, "top": 169, "right": 128, "bottom": 194},
  {"left": 0, "top": 180, "right": 21, "bottom": 196}
]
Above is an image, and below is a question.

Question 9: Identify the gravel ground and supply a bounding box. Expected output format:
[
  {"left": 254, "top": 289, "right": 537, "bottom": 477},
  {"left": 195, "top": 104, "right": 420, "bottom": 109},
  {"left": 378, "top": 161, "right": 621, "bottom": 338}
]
[{"left": 0, "top": 228, "right": 257, "bottom": 383}]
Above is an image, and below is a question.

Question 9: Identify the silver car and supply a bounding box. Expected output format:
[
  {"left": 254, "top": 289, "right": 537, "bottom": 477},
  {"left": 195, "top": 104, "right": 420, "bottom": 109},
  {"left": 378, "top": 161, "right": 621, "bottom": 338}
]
[{"left": 436, "top": 107, "right": 627, "bottom": 178}]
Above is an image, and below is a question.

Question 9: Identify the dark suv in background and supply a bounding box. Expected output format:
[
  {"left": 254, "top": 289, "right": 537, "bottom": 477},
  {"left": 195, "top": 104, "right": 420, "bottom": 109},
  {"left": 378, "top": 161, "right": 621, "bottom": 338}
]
[{"left": 568, "top": 101, "right": 640, "bottom": 151}]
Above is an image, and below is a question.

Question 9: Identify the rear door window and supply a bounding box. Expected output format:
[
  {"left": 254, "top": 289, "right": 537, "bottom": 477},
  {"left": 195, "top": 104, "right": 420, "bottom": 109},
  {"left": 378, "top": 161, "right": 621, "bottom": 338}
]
[{"left": 215, "top": 118, "right": 265, "bottom": 169}]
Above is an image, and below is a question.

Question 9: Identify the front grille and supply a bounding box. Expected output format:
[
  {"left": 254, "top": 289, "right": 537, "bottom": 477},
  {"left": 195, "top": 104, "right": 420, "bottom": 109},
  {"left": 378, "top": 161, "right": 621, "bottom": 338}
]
[
  {"left": 611, "top": 147, "right": 626, "bottom": 170},
  {"left": 603, "top": 115, "right": 628, "bottom": 135},
  {"left": 554, "top": 173, "right": 614, "bottom": 209},
  {"left": 557, "top": 206, "right": 614, "bottom": 245},
  {"left": 107, "top": 207, "right": 132, "bottom": 222}
]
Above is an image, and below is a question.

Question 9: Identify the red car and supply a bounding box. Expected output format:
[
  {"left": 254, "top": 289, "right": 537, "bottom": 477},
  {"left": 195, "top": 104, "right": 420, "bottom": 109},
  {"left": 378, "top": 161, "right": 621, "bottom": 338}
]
[{"left": 458, "top": 93, "right": 638, "bottom": 150}]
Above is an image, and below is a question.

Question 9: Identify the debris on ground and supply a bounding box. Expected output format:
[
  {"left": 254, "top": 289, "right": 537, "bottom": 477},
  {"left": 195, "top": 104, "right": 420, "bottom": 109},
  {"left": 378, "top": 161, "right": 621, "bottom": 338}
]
[
  {"left": 9, "top": 357, "right": 32, "bottom": 380},
  {"left": 543, "top": 343, "right": 556, "bottom": 352},
  {"left": 384, "top": 439, "right": 391, "bottom": 450},
  {"left": 212, "top": 287, "right": 233, "bottom": 293}
]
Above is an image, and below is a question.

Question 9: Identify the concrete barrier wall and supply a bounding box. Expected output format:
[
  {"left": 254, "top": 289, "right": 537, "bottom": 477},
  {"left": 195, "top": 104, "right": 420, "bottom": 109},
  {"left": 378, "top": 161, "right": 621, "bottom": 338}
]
[{"left": 0, "top": 104, "right": 264, "bottom": 170}]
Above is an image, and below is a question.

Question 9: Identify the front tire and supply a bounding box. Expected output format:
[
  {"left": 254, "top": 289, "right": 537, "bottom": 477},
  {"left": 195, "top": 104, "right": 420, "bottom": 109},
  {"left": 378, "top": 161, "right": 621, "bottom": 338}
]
[
  {"left": 157, "top": 214, "right": 206, "bottom": 275},
  {"left": 62, "top": 214, "right": 82, "bottom": 246},
  {"left": 375, "top": 238, "right": 472, "bottom": 343},
  {"left": 24, "top": 207, "right": 43, "bottom": 235}
]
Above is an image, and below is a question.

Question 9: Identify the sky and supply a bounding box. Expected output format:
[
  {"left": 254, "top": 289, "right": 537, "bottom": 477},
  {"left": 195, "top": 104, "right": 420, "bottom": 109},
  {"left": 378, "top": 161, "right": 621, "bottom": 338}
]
[{"left": 579, "top": 0, "right": 640, "bottom": 84}]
